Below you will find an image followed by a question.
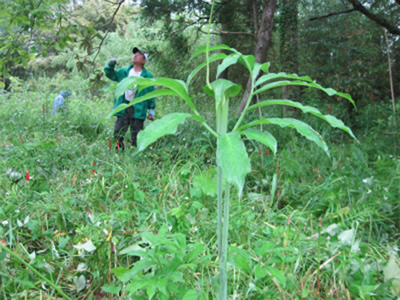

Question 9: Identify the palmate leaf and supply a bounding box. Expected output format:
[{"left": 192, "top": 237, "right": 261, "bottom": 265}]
[
  {"left": 240, "top": 128, "right": 277, "bottom": 154},
  {"left": 136, "top": 113, "right": 192, "bottom": 152},
  {"left": 239, "top": 118, "right": 330, "bottom": 157},
  {"left": 246, "top": 100, "right": 357, "bottom": 140},
  {"left": 217, "top": 132, "right": 251, "bottom": 196},
  {"left": 254, "top": 79, "right": 355, "bottom": 106}
]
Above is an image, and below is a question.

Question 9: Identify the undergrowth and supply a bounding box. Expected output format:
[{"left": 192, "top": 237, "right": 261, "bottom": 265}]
[{"left": 0, "top": 77, "right": 399, "bottom": 299}]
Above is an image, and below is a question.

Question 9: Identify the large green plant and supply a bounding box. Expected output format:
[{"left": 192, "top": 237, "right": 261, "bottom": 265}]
[{"left": 103, "top": 43, "right": 356, "bottom": 298}]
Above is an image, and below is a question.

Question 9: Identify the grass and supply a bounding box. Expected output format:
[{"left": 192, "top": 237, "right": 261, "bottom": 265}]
[{"left": 0, "top": 77, "right": 399, "bottom": 299}]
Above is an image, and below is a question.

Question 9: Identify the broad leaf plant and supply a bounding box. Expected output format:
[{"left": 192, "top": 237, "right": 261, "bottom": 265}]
[{"left": 103, "top": 44, "right": 356, "bottom": 299}]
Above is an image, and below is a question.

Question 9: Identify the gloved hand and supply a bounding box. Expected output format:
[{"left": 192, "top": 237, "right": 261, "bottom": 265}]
[
  {"left": 109, "top": 58, "right": 117, "bottom": 66},
  {"left": 147, "top": 109, "right": 155, "bottom": 121}
]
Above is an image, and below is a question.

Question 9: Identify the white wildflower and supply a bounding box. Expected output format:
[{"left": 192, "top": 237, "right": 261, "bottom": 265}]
[
  {"left": 1, "top": 220, "right": 9, "bottom": 226},
  {"left": 367, "top": 189, "right": 372, "bottom": 194},
  {"left": 362, "top": 176, "right": 374, "bottom": 185}
]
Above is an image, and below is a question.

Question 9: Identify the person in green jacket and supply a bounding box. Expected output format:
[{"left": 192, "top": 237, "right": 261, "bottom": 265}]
[{"left": 104, "top": 47, "right": 156, "bottom": 150}]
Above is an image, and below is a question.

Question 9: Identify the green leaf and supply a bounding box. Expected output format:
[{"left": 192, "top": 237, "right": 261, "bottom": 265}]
[
  {"left": 217, "top": 132, "right": 251, "bottom": 196},
  {"left": 255, "top": 72, "right": 313, "bottom": 87},
  {"left": 254, "top": 80, "right": 355, "bottom": 107},
  {"left": 238, "top": 54, "right": 255, "bottom": 73},
  {"left": 73, "top": 240, "right": 96, "bottom": 252},
  {"left": 193, "top": 167, "right": 219, "bottom": 197},
  {"left": 187, "top": 53, "right": 227, "bottom": 87},
  {"left": 102, "top": 81, "right": 117, "bottom": 92},
  {"left": 110, "top": 267, "right": 130, "bottom": 281},
  {"left": 137, "top": 113, "right": 192, "bottom": 152},
  {"left": 115, "top": 77, "right": 197, "bottom": 112},
  {"left": 216, "top": 53, "right": 240, "bottom": 79},
  {"left": 251, "top": 62, "right": 263, "bottom": 82},
  {"left": 209, "top": 79, "right": 241, "bottom": 109},
  {"left": 191, "top": 44, "right": 234, "bottom": 58},
  {"left": 116, "top": 259, "right": 154, "bottom": 283},
  {"left": 239, "top": 118, "right": 330, "bottom": 157},
  {"left": 255, "top": 264, "right": 267, "bottom": 280},
  {"left": 240, "top": 128, "right": 277, "bottom": 154},
  {"left": 266, "top": 266, "right": 286, "bottom": 286},
  {"left": 119, "top": 243, "right": 143, "bottom": 255},
  {"left": 233, "top": 254, "right": 251, "bottom": 273},
  {"left": 170, "top": 271, "right": 184, "bottom": 283},
  {"left": 105, "top": 89, "right": 177, "bottom": 119},
  {"left": 0, "top": 252, "right": 6, "bottom": 262},
  {"left": 260, "top": 62, "right": 270, "bottom": 73},
  {"left": 246, "top": 99, "right": 357, "bottom": 140},
  {"left": 102, "top": 284, "right": 121, "bottom": 295},
  {"left": 73, "top": 275, "right": 86, "bottom": 292},
  {"left": 383, "top": 256, "right": 400, "bottom": 297},
  {"left": 183, "top": 289, "right": 200, "bottom": 300}
]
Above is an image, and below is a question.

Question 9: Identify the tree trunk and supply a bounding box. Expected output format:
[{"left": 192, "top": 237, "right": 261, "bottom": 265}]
[
  {"left": 238, "top": 0, "right": 277, "bottom": 116},
  {"left": 280, "top": 0, "right": 299, "bottom": 101}
]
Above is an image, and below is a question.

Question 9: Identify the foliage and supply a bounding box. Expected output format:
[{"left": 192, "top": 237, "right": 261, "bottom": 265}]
[{"left": 0, "top": 71, "right": 399, "bottom": 298}]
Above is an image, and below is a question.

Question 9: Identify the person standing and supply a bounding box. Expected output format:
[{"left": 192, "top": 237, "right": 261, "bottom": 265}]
[
  {"left": 104, "top": 47, "right": 155, "bottom": 150},
  {"left": 52, "top": 90, "right": 71, "bottom": 115}
]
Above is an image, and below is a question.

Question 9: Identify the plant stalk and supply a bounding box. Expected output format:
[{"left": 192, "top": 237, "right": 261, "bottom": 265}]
[
  {"left": 205, "top": 0, "right": 216, "bottom": 90},
  {"left": 0, "top": 243, "right": 72, "bottom": 300},
  {"left": 220, "top": 182, "right": 230, "bottom": 299}
]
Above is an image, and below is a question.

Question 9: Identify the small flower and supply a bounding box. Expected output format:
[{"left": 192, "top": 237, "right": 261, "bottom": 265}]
[
  {"left": 1, "top": 220, "right": 8, "bottom": 226},
  {"left": 367, "top": 189, "right": 372, "bottom": 194},
  {"left": 5, "top": 192, "right": 10, "bottom": 197},
  {"left": 125, "top": 185, "right": 128, "bottom": 189},
  {"left": 192, "top": 226, "right": 198, "bottom": 233},
  {"left": 15, "top": 209, "right": 20, "bottom": 213},
  {"left": 183, "top": 138, "right": 186, "bottom": 141},
  {"left": 362, "top": 176, "right": 374, "bottom": 185},
  {"left": 185, "top": 197, "right": 189, "bottom": 200}
]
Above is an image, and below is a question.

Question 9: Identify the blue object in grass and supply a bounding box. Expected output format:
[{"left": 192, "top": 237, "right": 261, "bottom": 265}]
[{"left": 52, "top": 90, "right": 71, "bottom": 115}]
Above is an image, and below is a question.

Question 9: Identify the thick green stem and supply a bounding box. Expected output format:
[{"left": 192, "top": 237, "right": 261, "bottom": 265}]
[
  {"left": 220, "top": 183, "right": 230, "bottom": 299},
  {"left": 0, "top": 243, "right": 72, "bottom": 300},
  {"left": 217, "top": 165, "right": 223, "bottom": 263}
]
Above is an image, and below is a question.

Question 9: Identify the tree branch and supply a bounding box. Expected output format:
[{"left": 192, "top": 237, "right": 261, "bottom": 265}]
[
  {"left": 92, "top": 0, "right": 125, "bottom": 65},
  {"left": 309, "top": 8, "right": 355, "bottom": 21},
  {"left": 347, "top": 0, "right": 400, "bottom": 35}
]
